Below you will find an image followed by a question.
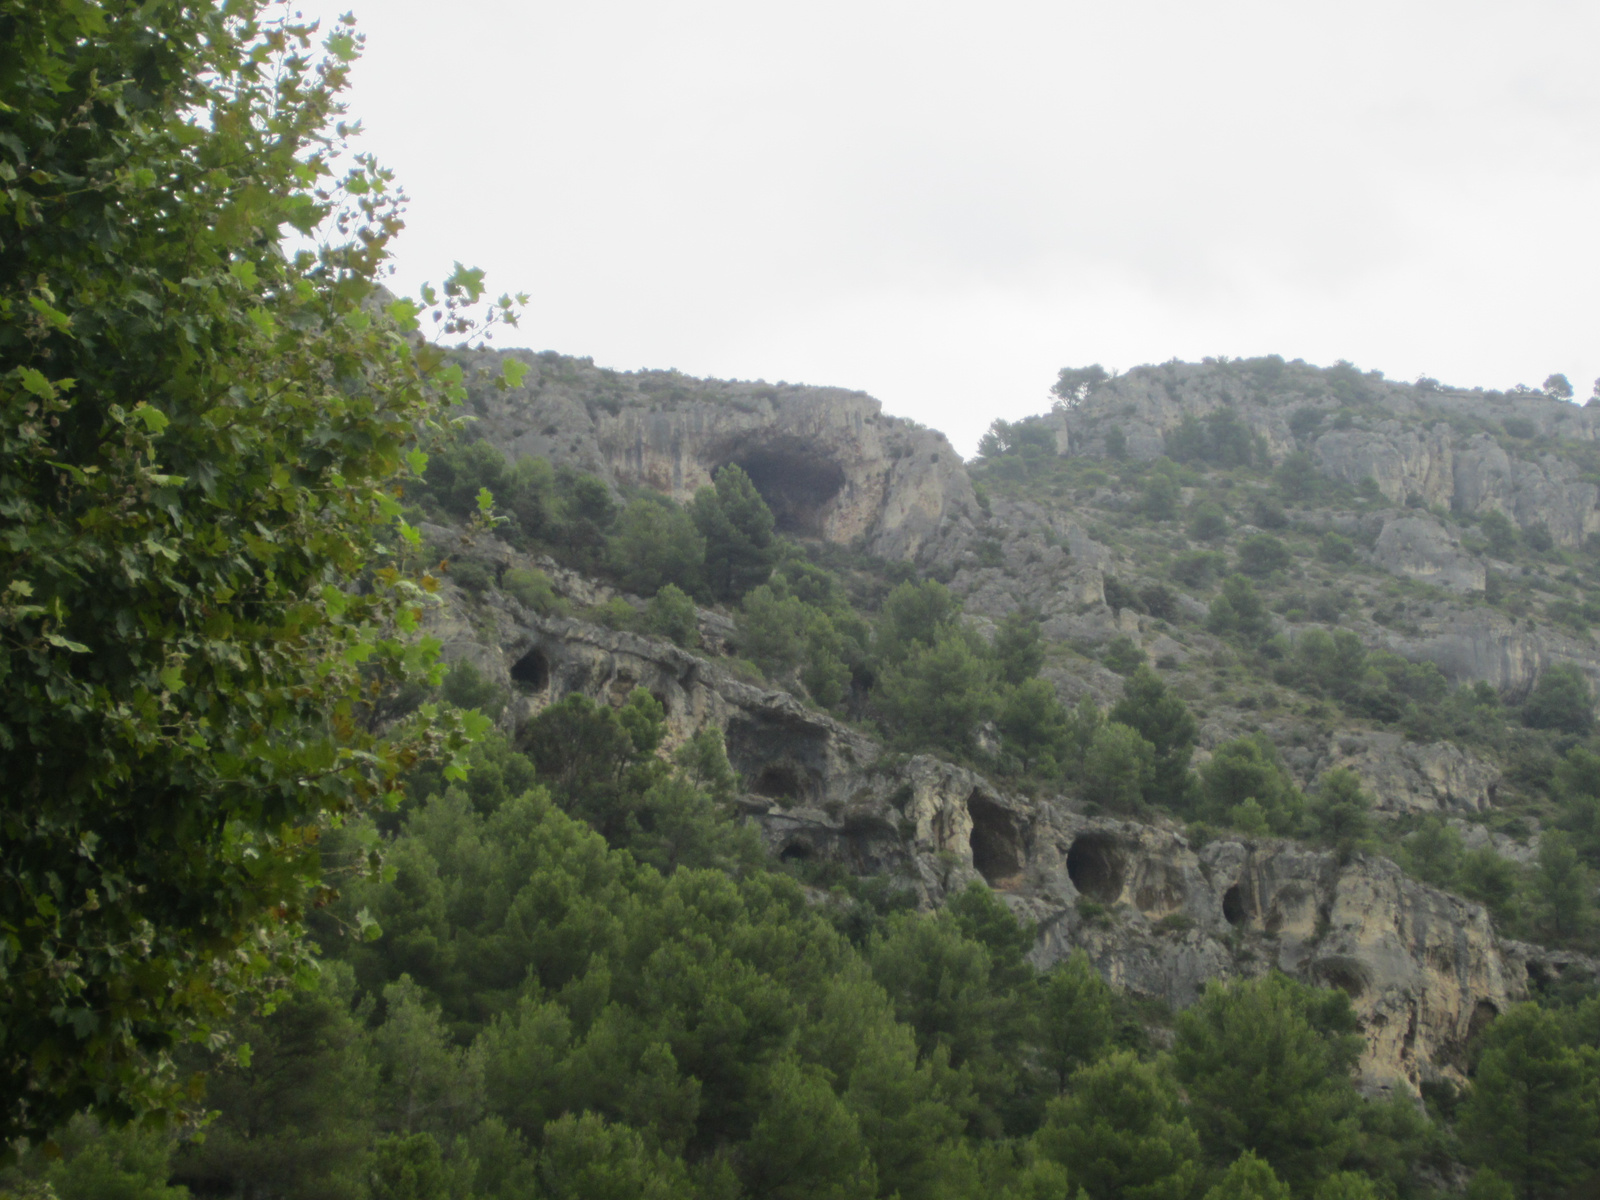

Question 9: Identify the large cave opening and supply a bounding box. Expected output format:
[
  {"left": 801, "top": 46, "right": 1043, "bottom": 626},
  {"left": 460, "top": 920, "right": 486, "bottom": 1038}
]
[
  {"left": 722, "top": 440, "right": 847, "bottom": 536},
  {"left": 510, "top": 648, "right": 550, "bottom": 694},
  {"left": 968, "top": 792, "right": 1024, "bottom": 887},
  {"left": 1066, "top": 833, "right": 1124, "bottom": 904}
]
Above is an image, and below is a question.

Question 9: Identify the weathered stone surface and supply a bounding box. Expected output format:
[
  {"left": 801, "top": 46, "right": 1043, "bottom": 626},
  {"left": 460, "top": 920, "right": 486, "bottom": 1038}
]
[
  {"left": 1371, "top": 515, "right": 1485, "bottom": 592},
  {"left": 1022, "top": 814, "right": 1522, "bottom": 1092},
  {"left": 432, "top": 576, "right": 1534, "bottom": 1094},
  {"left": 457, "top": 350, "right": 978, "bottom": 563},
  {"left": 1385, "top": 611, "right": 1600, "bottom": 701},
  {"left": 1315, "top": 732, "right": 1499, "bottom": 815}
]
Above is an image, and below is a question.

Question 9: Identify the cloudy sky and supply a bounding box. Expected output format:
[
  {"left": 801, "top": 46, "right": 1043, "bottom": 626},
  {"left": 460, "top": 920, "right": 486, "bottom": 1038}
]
[{"left": 309, "top": 0, "right": 1600, "bottom": 454}]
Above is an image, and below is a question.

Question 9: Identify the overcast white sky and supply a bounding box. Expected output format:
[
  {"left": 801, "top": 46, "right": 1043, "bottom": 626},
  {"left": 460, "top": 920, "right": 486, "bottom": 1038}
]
[{"left": 308, "top": 0, "right": 1600, "bottom": 455}]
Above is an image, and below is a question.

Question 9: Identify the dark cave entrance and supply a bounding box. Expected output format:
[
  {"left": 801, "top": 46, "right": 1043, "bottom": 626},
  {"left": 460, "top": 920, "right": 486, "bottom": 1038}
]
[
  {"left": 1065, "top": 833, "right": 1123, "bottom": 904},
  {"left": 779, "top": 842, "right": 813, "bottom": 863},
  {"left": 753, "top": 763, "right": 805, "bottom": 805},
  {"left": 968, "top": 792, "right": 1024, "bottom": 887},
  {"left": 1222, "top": 884, "right": 1247, "bottom": 927},
  {"left": 510, "top": 648, "right": 550, "bottom": 693},
  {"left": 724, "top": 441, "right": 847, "bottom": 536}
]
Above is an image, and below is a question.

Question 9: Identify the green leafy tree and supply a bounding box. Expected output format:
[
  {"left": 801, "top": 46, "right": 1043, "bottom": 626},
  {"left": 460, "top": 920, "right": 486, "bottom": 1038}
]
[
  {"left": 874, "top": 580, "right": 962, "bottom": 668},
  {"left": 371, "top": 976, "right": 486, "bottom": 1137},
  {"left": 170, "top": 963, "right": 377, "bottom": 1200},
  {"left": 536, "top": 1112, "right": 694, "bottom": 1200},
  {"left": 607, "top": 496, "right": 705, "bottom": 597},
  {"left": 1052, "top": 365, "right": 1109, "bottom": 406},
  {"left": 1532, "top": 831, "right": 1593, "bottom": 944},
  {"left": 645, "top": 583, "right": 700, "bottom": 648},
  {"left": 1202, "top": 1151, "right": 1291, "bottom": 1200},
  {"left": 369, "top": 1132, "right": 451, "bottom": 1200},
  {"left": 1459, "top": 848, "right": 1522, "bottom": 923},
  {"left": 693, "top": 465, "right": 778, "bottom": 601},
  {"left": 1480, "top": 510, "right": 1519, "bottom": 558},
  {"left": 1173, "top": 975, "right": 1361, "bottom": 1192},
  {"left": 1237, "top": 534, "right": 1292, "bottom": 577},
  {"left": 742, "top": 1056, "right": 878, "bottom": 1200},
  {"left": 739, "top": 583, "right": 850, "bottom": 708},
  {"left": 874, "top": 633, "right": 998, "bottom": 755},
  {"left": 1141, "top": 472, "right": 1180, "bottom": 521},
  {"left": 1081, "top": 723, "right": 1155, "bottom": 813},
  {"left": 0, "top": 0, "right": 501, "bottom": 1140},
  {"left": 993, "top": 610, "right": 1046, "bottom": 686},
  {"left": 1458, "top": 1003, "right": 1600, "bottom": 1200},
  {"left": 1523, "top": 663, "right": 1595, "bottom": 735},
  {"left": 1310, "top": 769, "right": 1374, "bottom": 862},
  {"left": 998, "top": 679, "right": 1073, "bottom": 776},
  {"left": 1401, "top": 816, "right": 1464, "bottom": 889},
  {"left": 1034, "top": 1051, "right": 1201, "bottom": 1200},
  {"left": 1103, "top": 635, "right": 1145, "bottom": 676},
  {"left": 1036, "top": 952, "right": 1116, "bottom": 1092},
  {"left": 1188, "top": 500, "right": 1229, "bottom": 541},
  {"left": 1206, "top": 575, "right": 1274, "bottom": 646},
  {"left": 1108, "top": 666, "right": 1197, "bottom": 809},
  {"left": 1198, "top": 736, "right": 1305, "bottom": 834}
]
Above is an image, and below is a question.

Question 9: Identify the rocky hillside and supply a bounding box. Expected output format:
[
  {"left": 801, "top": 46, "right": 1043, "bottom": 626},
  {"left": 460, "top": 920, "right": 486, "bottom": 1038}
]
[{"left": 417, "top": 351, "right": 1600, "bottom": 1099}]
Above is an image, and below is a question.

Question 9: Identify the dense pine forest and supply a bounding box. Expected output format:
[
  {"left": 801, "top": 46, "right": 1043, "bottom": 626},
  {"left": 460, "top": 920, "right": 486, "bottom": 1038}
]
[{"left": 5, "top": 4, "right": 1600, "bottom": 1200}]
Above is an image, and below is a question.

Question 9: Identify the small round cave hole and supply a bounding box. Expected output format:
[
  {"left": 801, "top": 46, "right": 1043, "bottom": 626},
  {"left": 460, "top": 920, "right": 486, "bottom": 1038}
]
[
  {"left": 968, "top": 793, "right": 1024, "bottom": 887},
  {"left": 510, "top": 648, "right": 550, "bottom": 694},
  {"left": 1222, "top": 885, "right": 1246, "bottom": 927},
  {"left": 779, "top": 842, "right": 812, "bottom": 863},
  {"left": 1065, "top": 833, "right": 1123, "bottom": 904}
]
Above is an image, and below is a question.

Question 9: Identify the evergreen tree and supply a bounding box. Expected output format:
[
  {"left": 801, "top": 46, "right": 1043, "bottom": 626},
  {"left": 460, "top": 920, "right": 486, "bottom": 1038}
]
[
  {"left": 993, "top": 610, "right": 1046, "bottom": 686},
  {"left": 1173, "top": 976, "right": 1361, "bottom": 1192},
  {"left": 1034, "top": 1051, "right": 1201, "bottom": 1200},
  {"left": 693, "top": 465, "right": 778, "bottom": 601},
  {"left": 874, "top": 633, "right": 998, "bottom": 755},
  {"left": 1108, "top": 666, "right": 1198, "bottom": 808},
  {"left": 607, "top": 496, "right": 706, "bottom": 597},
  {"left": 1203, "top": 1151, "right": 1291, "bottom": 1200},
  {"left": 1458, "top": 1003, "right": 1600, "bottom": 1200}
]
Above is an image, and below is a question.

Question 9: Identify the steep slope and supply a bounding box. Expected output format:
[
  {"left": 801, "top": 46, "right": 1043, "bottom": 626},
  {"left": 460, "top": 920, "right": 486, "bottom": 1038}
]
[{"left": 417, "top": 351, "right": 1600, "bottom": 1097}]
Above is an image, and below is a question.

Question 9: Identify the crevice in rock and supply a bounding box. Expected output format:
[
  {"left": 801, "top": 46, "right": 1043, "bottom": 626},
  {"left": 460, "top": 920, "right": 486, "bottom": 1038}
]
[
  {"left": 969, "top": 792, "right": 1024, "bottom": 888},
  {"left": 1066, "top": 833, "right": 1124, "bottom": 904}
]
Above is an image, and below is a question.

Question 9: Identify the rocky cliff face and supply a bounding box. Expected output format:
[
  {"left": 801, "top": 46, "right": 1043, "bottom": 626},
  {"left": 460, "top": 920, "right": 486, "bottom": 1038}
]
[
  {"left": 432, "top": 350, "right": 1600, "bottom": 1096},
  {"left": 1056, "top": 361, "right": 1600, "bottom": 548},
  {"left": 456, "top": 349, "right": 978, "bottom": 562},
  {"left": 420, "top": 547, "right": 1571, "bottom": 1096}
]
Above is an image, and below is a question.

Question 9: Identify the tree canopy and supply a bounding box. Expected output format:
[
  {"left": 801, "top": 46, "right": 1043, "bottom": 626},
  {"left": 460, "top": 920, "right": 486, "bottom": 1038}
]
[{"left": 0, "top": 0, "right": 516, "bottom": 1140}]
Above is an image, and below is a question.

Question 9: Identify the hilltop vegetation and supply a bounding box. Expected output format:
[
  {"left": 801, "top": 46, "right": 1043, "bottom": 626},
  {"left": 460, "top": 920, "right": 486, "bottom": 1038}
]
[{"left": 7, "top": 1, "right": 1600, "bottom": 1198}]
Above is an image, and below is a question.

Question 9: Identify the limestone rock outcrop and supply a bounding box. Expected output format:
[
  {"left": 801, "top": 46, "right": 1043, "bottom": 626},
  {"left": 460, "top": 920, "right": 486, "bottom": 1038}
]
[
  {"left": 1370, "top": 516, "right": 1485, "bottom": 593},
  {"left": 429, "top": 563, "right": 1537, "bottom": 1095},
  {"left": 457, "top": 350, "right": 978, "bottom": 563}
]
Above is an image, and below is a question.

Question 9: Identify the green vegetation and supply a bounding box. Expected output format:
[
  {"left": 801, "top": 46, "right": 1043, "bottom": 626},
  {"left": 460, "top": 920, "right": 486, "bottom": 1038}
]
[
  {"left": 7, "top": 722, "right": 1529, "bottom": 1199},
  {"left": 9, "top": 5, "right": 1600, "bottom": 1193},
  {"left": 0, "top": 0, "right": 511, "bottom": 1141}
]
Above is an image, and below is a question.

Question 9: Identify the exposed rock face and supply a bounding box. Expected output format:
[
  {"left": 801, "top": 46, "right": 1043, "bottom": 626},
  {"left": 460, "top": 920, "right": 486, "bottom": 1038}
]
[
  {"left": 1386, "top": 610, "right": 1600, "bottom": 701},
  {"left": 1311, "top": 732, "right": 1499, "bottom": 815},
  {"left": 1053, "top": 361, "right": 1600, "bottom": 548},
  {"left": 458, "top": 350, "right": 978, "bottom": 563},
  {"left": 430, "top": 563, "right": 1534, "bottom": 1094},
  {"left": 1371, "top": 516, "right": 1485, "bottom": 593}
]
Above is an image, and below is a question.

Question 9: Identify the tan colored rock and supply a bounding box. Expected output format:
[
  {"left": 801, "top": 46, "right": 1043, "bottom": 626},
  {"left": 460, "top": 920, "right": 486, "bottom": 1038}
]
[
  {"left": 1371, "top": 515, "right": 1485, "bottom": 593},
  {"left": 1317, "top": 731, "right": 1499, "bottom": 815}
]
